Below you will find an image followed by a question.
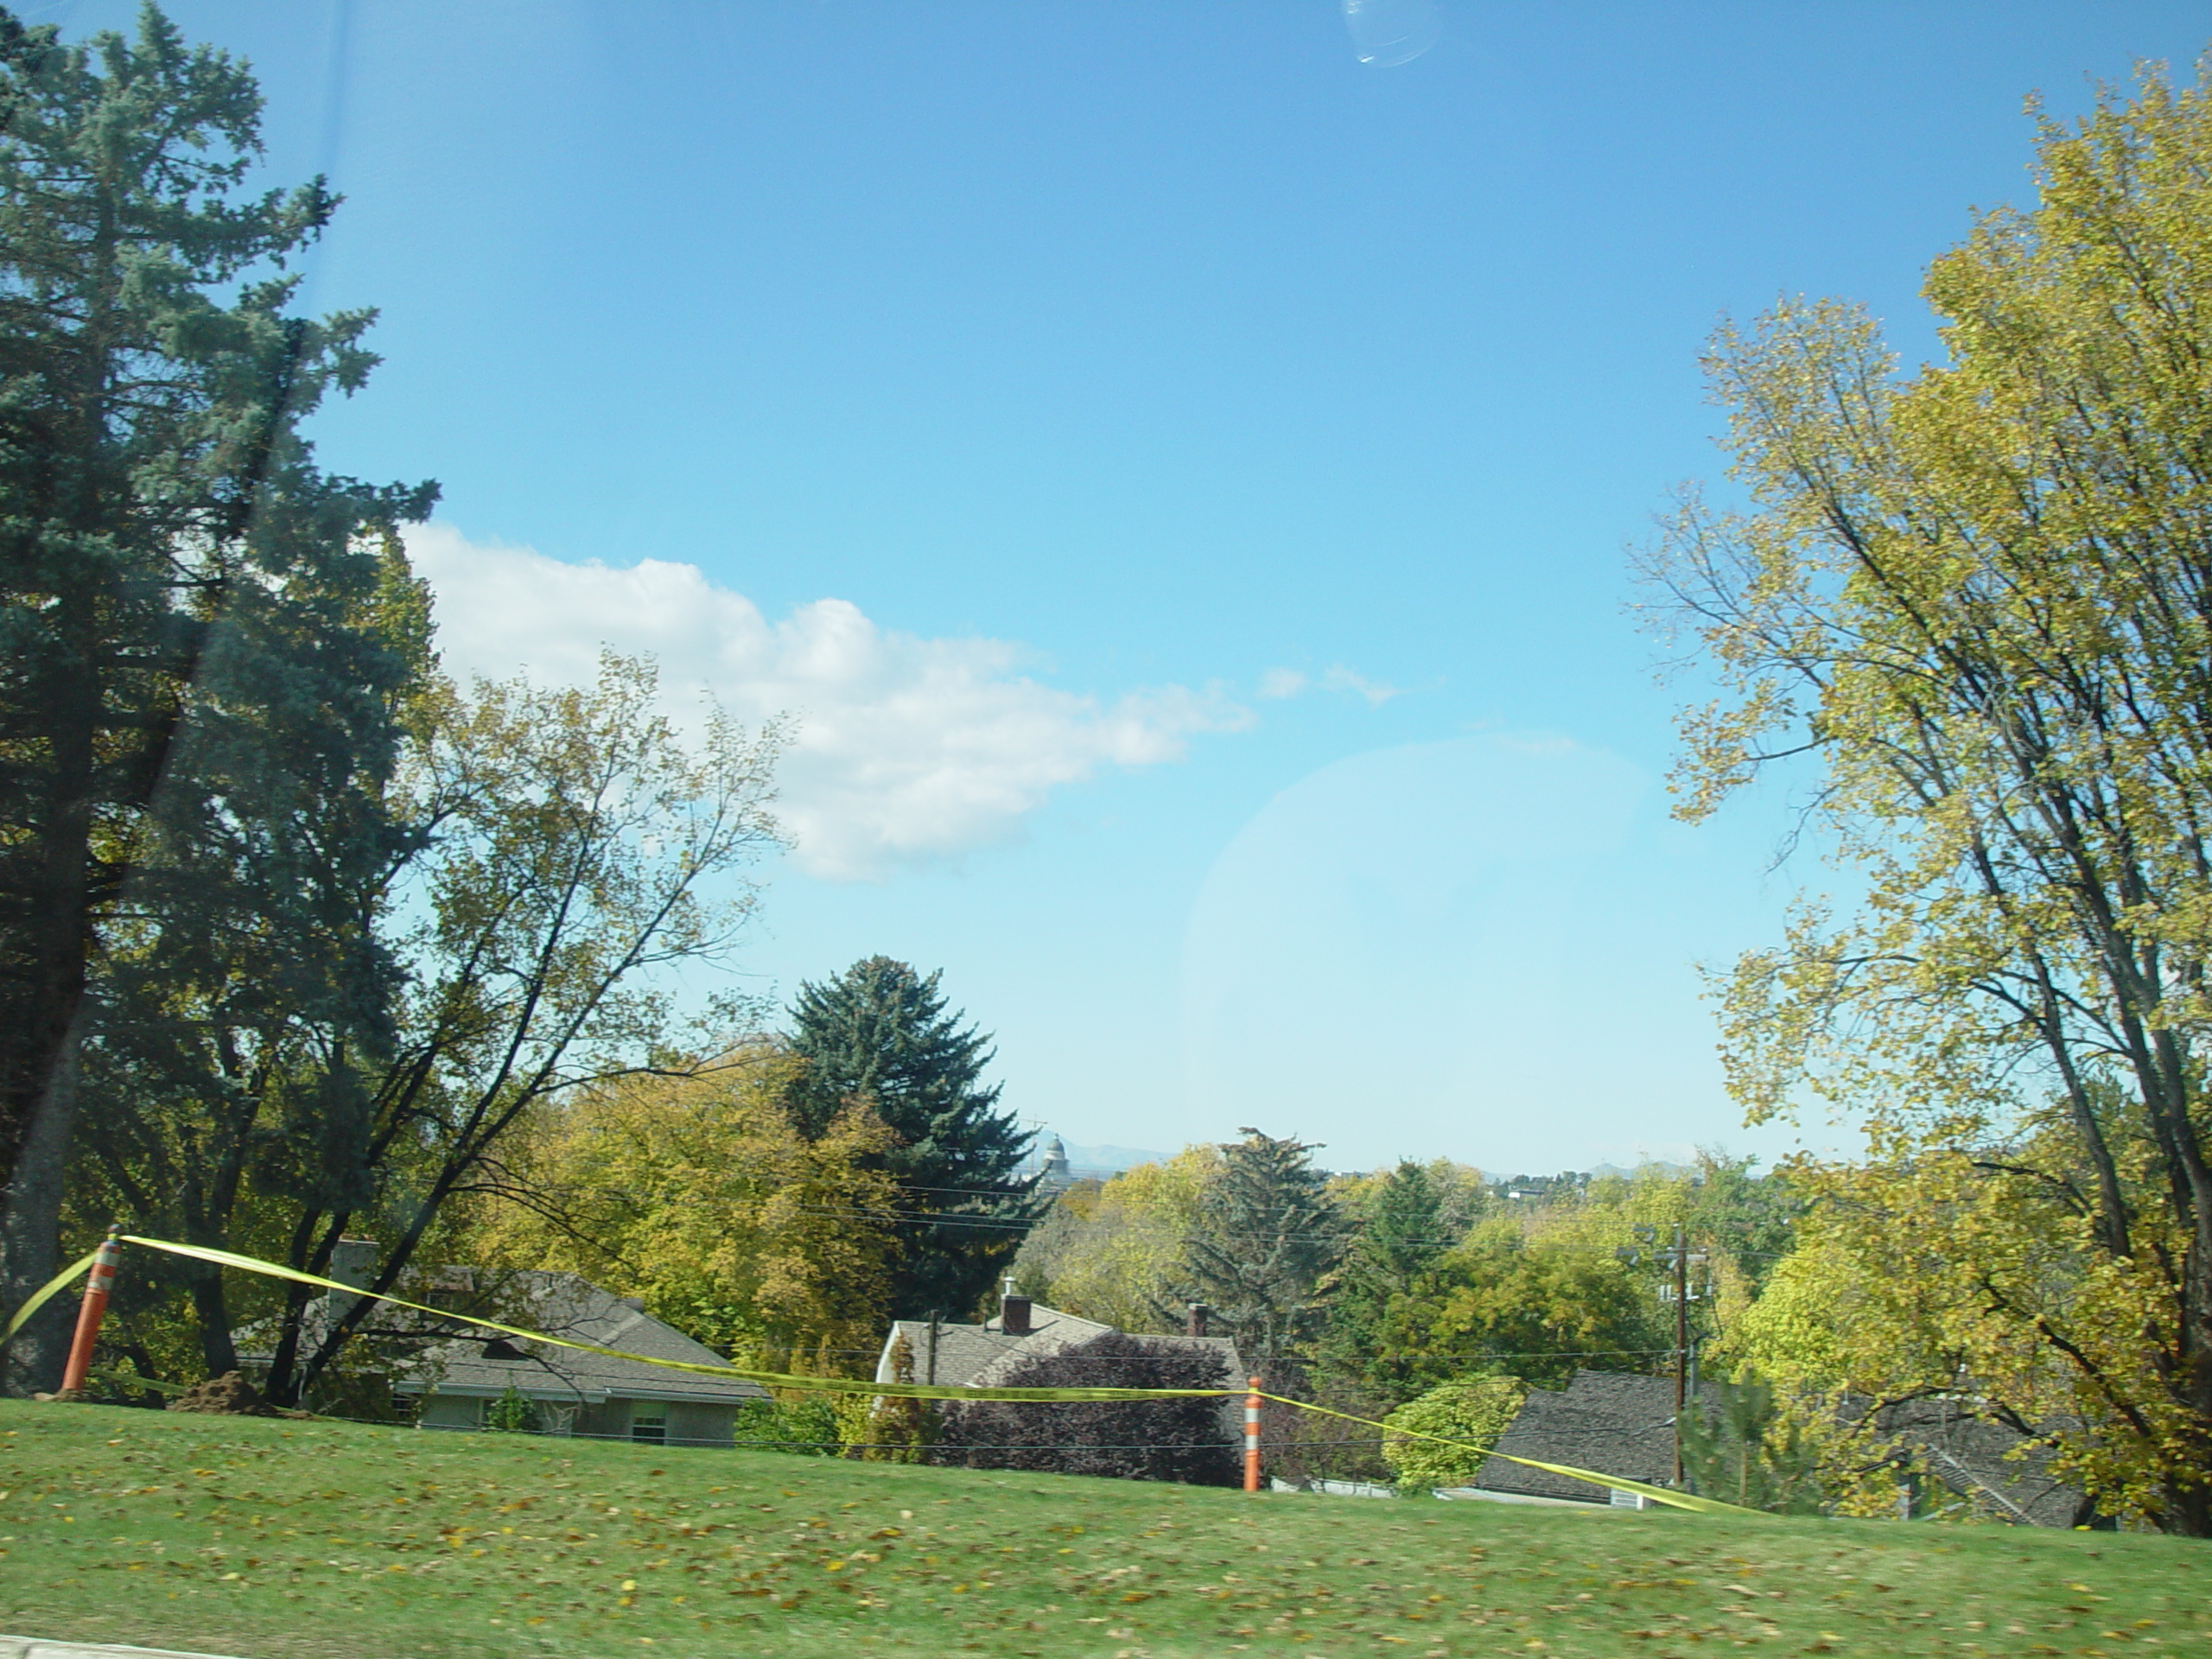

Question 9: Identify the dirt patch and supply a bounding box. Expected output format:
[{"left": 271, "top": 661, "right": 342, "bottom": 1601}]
[{"left": 167, "top": 1370, "right": 279, "bottom": 1416}]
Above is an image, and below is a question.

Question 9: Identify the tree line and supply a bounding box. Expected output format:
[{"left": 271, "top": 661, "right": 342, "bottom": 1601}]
[{"left": 1001, "top": 1134, "right": 1792, "bottom": 1491}]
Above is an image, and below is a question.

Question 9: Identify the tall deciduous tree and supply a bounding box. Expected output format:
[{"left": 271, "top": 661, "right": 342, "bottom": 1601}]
[
  {"left": 257, "top": 655, "right": 784, "bottom": 1405},
  {"left": 1009, "top": 1145, "right": 1221, "bottom": 1332},
  {"left": 785, "top": 957, "right": 1039, "bottom": 1319},
  {"left": 1643, "top": 61, "right": 2212, "bottom": 1532},
  {"left": 65, "top": 653, "right": 787, "bottom": 1402},
  {"left": 0, "top": 4, "right": 434, "bottom": 1388},
  {"left": 1370, "top": 1219, "right": 1669, "bottom": 1391}
]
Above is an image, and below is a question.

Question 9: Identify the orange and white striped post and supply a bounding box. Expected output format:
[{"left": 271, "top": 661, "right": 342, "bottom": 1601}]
[
  {"left": 59, "top": 1229, "right": 123, "bottom": 1395},
  {"left": 1243, "top": 1375, "right": 1262, "bottom": 1493}
]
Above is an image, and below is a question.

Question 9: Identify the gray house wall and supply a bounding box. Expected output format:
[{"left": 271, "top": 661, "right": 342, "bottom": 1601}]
[
  {"left": 665, "top": 1402, "right": 735, "bottom": 1446},
  {"left": 418, "top": 1394, "right": 483, "bottom": 1432},
  {"left": 574, "top": 1401, "right": 630, "bottom": 1440},
  {"left": 413, "top": 1394, "right": 736, "bottom": 1446}
]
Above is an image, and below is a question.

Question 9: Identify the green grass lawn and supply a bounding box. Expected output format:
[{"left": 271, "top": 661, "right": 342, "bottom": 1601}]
[{"left": 0, "top": 1401, "right": 2203, "bottom": 1659}]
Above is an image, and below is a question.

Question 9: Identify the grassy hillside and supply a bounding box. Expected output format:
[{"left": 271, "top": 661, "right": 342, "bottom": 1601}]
[{"left": 0, "top": 1401, "right": 2202, "bottom": 1658}]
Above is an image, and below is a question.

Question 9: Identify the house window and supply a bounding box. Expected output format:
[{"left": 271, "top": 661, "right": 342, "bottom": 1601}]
[{"left": 630, "top": 1405, "right": 667, "bottom": 1445}]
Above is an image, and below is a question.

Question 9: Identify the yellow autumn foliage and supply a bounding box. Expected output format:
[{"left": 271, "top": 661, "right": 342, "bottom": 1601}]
[
  {"left": 1648, "top": 60, "right": 2212, "bottom": 1530},
  {"left": 469, "top": 1043, "right": 899, "bottom": 1373},
  {"left": 1010, "top": 1145, "right": 1223, "bottom": 1332}
]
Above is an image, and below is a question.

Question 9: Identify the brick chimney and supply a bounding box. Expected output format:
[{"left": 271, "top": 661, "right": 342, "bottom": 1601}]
[
  {"left": 1186, "top": 1303, "right": 1210, "bottom": 1339},
  {"left": 1001, "top": 1286, "right": 1033, "bottom": 1335}
]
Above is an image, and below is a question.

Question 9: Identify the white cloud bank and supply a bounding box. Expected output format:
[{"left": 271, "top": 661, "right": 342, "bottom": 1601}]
[{"left": 407, "top": 524, "right": 1253, "bottom": 880}]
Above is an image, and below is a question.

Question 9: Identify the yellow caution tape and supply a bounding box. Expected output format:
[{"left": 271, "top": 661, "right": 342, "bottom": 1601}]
[
  {"left": 119, "top": 1237, "right": 1225, "bottom": 1402},
  {"left": 2, "top": 1248, "right": 99, "bottom": 1342},
  {"left": 1281, "top": 1394, "right": 1756, "bottom": 1516},
  {"left": 8, "top": 1234, "right": 1761, "bottom": 1516}
]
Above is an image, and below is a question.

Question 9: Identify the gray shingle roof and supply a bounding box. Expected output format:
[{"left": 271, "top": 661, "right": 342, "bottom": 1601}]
[
  {"left": 877, "top": 1306, "right": 1111, "bottom": 1387},
  {"left": 1876, "top": 1397, "right": 2085, "bottom": 1527},
  {"left": 875, "top": 1305, "right": 1244, "bottom": 1390},
  {"left": 1474, "top": 1371, "right": 2090, "bottom": 1524},
  {"left": 1474, "top": 1370, "right": 1692, "bottom": 1502},
  {"left": 238, "top": 1269, "right": 767, "bottom": 1407}
]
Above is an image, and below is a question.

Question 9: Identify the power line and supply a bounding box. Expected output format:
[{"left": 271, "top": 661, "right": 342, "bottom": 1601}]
[{"left": 778, "top": 1202, "right": 1786, "bottom": 1255}]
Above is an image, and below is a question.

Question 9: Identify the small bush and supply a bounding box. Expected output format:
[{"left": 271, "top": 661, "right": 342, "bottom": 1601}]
[
  {"left": 731, "top": 1392, "right": 842, "bottom": 1455},
  {"left": 1382, "top": 1376, "right": 1527, "bottom": 1491},
  {"left": 484, "top": 1384, "right": 541, "bottom": 1433},
  {"left": 850, "top": 1330, "right": 935, "bottom": 1462}
]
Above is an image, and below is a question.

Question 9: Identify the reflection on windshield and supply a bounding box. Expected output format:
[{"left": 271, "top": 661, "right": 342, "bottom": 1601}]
[{"left": 1342, "top": 0, "right": 1443, "bottom": 67}]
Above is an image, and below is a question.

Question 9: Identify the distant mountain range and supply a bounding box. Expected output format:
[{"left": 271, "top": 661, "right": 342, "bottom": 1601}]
[
  {"left": 1029, "top": 1144, "right": 1694, "bottom": 1184},
  {"left": 1587, "top": 1160, "right": 1695, "bottom": 1180}
]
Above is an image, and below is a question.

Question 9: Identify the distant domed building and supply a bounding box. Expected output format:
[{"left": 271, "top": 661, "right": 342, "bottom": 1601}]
[{"left": 1036, "top": 1134, "right": 1072, "bottom": 1192}]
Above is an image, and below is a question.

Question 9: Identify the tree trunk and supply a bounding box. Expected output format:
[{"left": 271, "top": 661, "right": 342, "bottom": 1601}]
[
  {"left": 189, "top": 1263, "right": 238, "bottom": 1380},
  {"left": 0, "top": 1029, "right": 81, "bottom": 1395}
]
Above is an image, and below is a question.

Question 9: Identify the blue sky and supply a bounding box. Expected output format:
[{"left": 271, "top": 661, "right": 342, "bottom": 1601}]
[{"left": 53, "top": 1, "right": 2212, "bottom": 1172}]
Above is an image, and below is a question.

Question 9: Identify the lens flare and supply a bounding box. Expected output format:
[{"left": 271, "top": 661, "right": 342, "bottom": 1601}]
[{"left": 1341, "top": 0, "right": 1442, "bottom": 67}]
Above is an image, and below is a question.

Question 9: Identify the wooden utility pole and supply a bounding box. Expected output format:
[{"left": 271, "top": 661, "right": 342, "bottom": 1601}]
[
  {"left": 1623, "top": 1224, "right": 1699, "bottom": 1488},
  {"left": 1673, "top": 1224, "right": 1689, "bottom": 1485}
]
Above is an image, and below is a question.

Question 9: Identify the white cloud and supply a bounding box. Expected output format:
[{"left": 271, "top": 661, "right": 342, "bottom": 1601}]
[
  {"left": 1255, "top": 664, "right": 1404, "bottom": 706},
  {"left": 406, "top": 523, "right": 1252, "bottom": 880},
  {"left": 1319, "top": 665, "right": 1403, "bottom": 707}
]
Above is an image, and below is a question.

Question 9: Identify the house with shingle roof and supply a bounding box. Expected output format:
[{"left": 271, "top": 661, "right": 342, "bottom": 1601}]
[
  {"left": 875, "top": 1290, "right": 1244, "bottom": 1417},
  {"left": 1465, "top": 1369, "right": 2091, "bottom": 1524},
  {"left": 235, "top": 1243, "right": 766, "bottom": 1446},
  {"left": 389, "top": 1269, "right": 768, "bottom": 1444},
  {"left": 1469, "top": 1370, "right": 1694, "bottom": 1506}
]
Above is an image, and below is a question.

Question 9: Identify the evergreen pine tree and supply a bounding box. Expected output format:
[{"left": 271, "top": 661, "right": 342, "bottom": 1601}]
[
  {"left": 0, "top": 4, "right": 434, "bottom": 1389},
  {"left": 1320, "top": 1160, "right": 1453, "bottom": 1404},
  {"left": 785, "top": 957, "right": 1040, "bottom": 1320},
  {"left": 1676, "top": 1376, "right": 1825, "bottom": 1514},
  {"left": 1170, "top": 1128, "right": 1346, "bottom": 1360}
]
